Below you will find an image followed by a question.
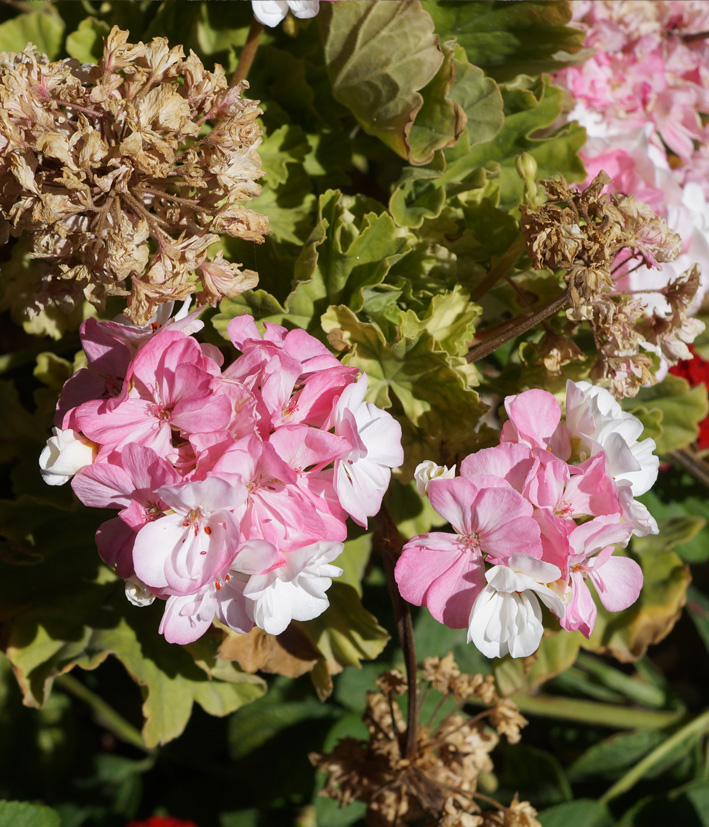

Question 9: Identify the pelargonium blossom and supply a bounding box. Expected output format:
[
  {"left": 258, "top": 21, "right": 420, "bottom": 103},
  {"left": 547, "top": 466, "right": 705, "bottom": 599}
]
[
  {"left": 41, "top": 310, "right": 403, "bottom": 645},
  {"left": 395, "top": 381, "right": 658, "bottom": 659}
]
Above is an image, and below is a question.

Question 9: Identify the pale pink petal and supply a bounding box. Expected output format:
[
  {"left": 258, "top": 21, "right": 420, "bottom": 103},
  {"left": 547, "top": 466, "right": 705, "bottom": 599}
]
[
  {"left": 589, "top": 555, "right": 643, "bottom": 612},
  {"left": 395, "top": 532, "right": 484, "bottom": 628}
]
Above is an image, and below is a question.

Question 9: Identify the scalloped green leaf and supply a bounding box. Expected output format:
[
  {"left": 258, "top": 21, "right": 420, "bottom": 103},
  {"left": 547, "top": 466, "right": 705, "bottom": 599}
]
[
  {"left": 625, "top": 374, "right": 709, "bottom": 454},
  {"left": 322, "top": 304, "right": 487, "bottom": 478},
  {"left": 215, "top": 191, "right": 413, "bottom": 338},
  {"left": 0, "top": 10, "right": 65, "bottom": 59},
  {"left": 407, "top": 39, "right": 466, "bottom": 166},
  {"left": 319, "top": 0, "right": 444, "bottom": 162},
  {"left": 0, "top": 499, "right": 264, "bottom": 747},
  {"left": 398, "top": 285, "right": 481, "bottom": 358},
  {"left": 444, "top": 76, "right": 586, "bottom": 210},
  {"left": 65, "top": 17, "right": 110, "bottom": 63},
  {"left": 423, "top": 0, "right": 588, "bottom": 82}
]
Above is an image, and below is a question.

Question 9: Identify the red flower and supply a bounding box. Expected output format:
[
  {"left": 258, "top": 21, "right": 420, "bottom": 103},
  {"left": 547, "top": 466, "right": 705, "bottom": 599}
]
[
  {"left": 669, "top": 346, "right": 709, "bottom": 450},
  {"left": 127, "top": 817, "right": 199, "bottom": 827}
]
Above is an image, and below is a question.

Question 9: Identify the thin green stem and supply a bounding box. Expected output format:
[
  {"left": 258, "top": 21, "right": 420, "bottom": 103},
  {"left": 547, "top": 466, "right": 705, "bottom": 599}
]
[
  {"left": 600, "top": 709, "right": 709, "bottom": 804},
  {"left": 374, "top": 505, "right": 418, "bottom": 759},
  {"left": 231, "top": 18, "right": 265, "bottom": 86},
  {"left": 56, "top": 673, "right": 152, "bottom": 753},
  {"left": 471, "top": 233, "right": 527, "bottom": 302},
  {"left": 464, "top": 693, "right": 685, "bottom": 730},
  {"left": 467, "top": 288, "right": 570, "bottom": 363}
]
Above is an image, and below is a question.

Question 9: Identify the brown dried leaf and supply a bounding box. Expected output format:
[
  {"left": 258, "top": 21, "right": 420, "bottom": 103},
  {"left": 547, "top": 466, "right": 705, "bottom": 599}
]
[{"left": 217, "top": 625, "right": 320, "bottom": 678}]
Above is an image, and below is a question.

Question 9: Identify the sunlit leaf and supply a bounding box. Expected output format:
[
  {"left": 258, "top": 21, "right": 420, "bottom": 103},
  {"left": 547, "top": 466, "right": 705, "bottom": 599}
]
[
  {"left": 319, "top": 0, "right": 444, "bottom": 162},
  {"left": 625, "top": 375, "right": 709, "bottom": 454},
  {"left": 423, "top": 0, "right": 588, "bottom": 82}
]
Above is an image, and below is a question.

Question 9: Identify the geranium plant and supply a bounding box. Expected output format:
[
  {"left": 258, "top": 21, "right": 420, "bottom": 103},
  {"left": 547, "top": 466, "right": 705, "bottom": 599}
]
[{"left": 1, "top": 2, "right": 709, "bottom": 826}]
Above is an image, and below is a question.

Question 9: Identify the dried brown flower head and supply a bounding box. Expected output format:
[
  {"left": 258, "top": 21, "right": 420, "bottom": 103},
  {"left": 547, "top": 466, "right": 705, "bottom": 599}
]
[
  {"left": 520, "top": 172, "right": 680, "bottom": 307},
  {"left": 312, "top": 656, "right": 537, "bottom": 827},
  {"left": 519, "top": 172, "right": 705, "bottom": 397},
  {"left": 0, "top": 27, "right": 267, "bottom": 325}
]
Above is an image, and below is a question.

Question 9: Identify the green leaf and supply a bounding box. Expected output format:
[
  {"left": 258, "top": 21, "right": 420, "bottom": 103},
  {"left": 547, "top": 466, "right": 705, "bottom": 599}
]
[
  {"left": 495, "top": 627, "right": 581, "bottom": 696},
  {"left": 319, "top": 0, "right": 444, "bottom": 163},
  {"left": 215, "top": 191, "right": 413, "bottom": 337},
  {"left": 0, "top": 11, "right": 65, "bottom": 59},
  {"left": 65, "top": 17, "right": 110, "bottom": 63},
  {"left": 407, "top": 39, "right": 466, "bottom": 166},
  {"left": 337, "top": 534, "right": 372, "bottom": 597},
  {"left": 625, "top": 375, "right": 709, "bottom": 454},
  {"left": 539, "top": 799, "right": 615, "bottom": 827},
  {"left": 497, "top": 743, "right": 572, "bottom": 809},
  {"left": 570, "top": 729, "right": 668, "bottom": 779},
  {"left": 448, "top": 45, "right": 505, "bottom": 146},
  {"left": 638, "top": 486, "right": 709, "bottom": 563},
  {"left": 0, "top": 800, "right": 60, "bottom": 827},
  {"left": 322, "top": 305, "right": 486, "bottom": 478},
  {"left": 297, "top": 582, "right": 390, "bottom": 699},
  {"left": 259, "top": 124, "right": 311, "bottom": 188},
  {"left": 398, "top": 285, "right": 481, "bottom": 358},
  {"left": 0, "top": 500, "right": 264, "bottom": 746},
  {"left": 446, "top": 77, "right": 586, "bottom": 211},
  {"left": 389, "top": 156, "right": 450, "bottom": 228},
  {"left": 228, "top": 694, "right": 338, "bottom": 761},
  {"left": 423, "top": 0, "right": 588, "bottom": 82}
]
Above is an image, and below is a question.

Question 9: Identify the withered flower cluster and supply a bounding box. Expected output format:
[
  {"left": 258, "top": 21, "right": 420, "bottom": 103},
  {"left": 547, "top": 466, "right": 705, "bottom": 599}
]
[
  {"left": 520, "top": 173, "right": 702, "bottom": 397},
  {"left": 311, "top": 654, "right": 539, "bottom": 827},
  {"left": 0, "top": 27, "right": 267, "bottom": 325}
]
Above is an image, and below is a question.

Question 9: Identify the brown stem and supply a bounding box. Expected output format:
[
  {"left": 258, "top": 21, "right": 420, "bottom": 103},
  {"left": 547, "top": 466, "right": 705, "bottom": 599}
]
[
  {"left": 374, "top": 504, "right": 419, "bottom": 759},
  {"left": 232, "top": 18, "right": 265, "bottom": 86},
  {"left": 669, "top": 447, "right": 709, "bottom": 489},
  {"left": 467, "top": 288, "right": 571, "bottom": 363},
  {"left": 471, "top": 233, "right": 527, "bottom": 302},
  {"left": 682, "top": 29, "right": 709, "bottom": 43}
]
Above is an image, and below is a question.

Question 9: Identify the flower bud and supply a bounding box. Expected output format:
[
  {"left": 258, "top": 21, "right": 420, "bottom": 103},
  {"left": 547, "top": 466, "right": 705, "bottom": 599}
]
[
  {"left": 414, "top": 460, "right": 456, "bottom": 496},
  {"left": 39, "top": 427, "right": 95, "bottom": 485}
]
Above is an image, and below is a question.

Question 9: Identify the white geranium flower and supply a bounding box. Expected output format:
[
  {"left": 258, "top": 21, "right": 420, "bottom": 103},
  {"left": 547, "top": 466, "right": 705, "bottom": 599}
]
[
  {"left": 244, "top": 541, "right": 343, "bottom": 635},
  {"left": 251, "top": 0, "right": 319, "bottom": 27},
  {"left": 39, "top": 427, "right": 96, "bottom": 485},
  {"left": 565, "top": 380, "right": 659, "bottom": 497},
  {"left": 414, "top": 460, "right": 456, "bottom": 496},
  {"left": 468, "top": 555, "right": 563, "bottom": 659},
  {"left": 332, "top": 374, "right": 404, "bottom": 527}
]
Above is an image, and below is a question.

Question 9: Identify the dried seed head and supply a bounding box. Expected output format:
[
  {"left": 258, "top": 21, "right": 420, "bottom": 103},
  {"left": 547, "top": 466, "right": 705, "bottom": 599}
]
[{"left": 0, "top": 29, "right": 267, "bottom": 326}]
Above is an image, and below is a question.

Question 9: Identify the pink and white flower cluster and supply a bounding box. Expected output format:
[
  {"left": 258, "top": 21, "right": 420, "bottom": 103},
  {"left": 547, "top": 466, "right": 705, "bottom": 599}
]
[
  {"left": 556, "top": 1, "right": 709, "bottom": 309},
  {"left": 395, "top": 382, "right": 659, "bottom": 660},
  {"left": 40, "top": 311, "right": 403, "bottom": 644}
]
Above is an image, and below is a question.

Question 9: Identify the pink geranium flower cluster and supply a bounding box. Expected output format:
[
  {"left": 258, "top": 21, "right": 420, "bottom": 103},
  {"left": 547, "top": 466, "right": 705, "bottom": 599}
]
[
  {"left": 40, "top": 310, "right": 403, "bottom": 644},
  {"left": 395, "top": 382, "right": 659, "bottom": 659},
  {"left": 556, "top": 1, "right": 709, "bottom": 310}
]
